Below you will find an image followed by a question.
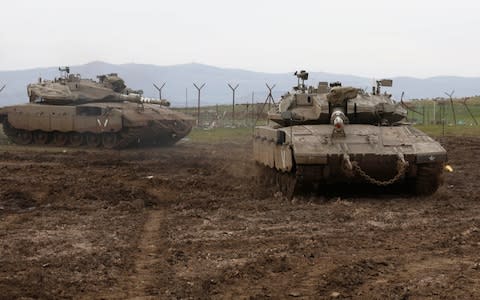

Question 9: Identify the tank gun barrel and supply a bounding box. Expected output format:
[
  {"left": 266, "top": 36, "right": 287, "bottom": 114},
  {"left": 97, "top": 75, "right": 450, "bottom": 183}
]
[
  {"left": 140, "top": 97, "right": 171, "bottom": 107},
  {"left": 331, "top": 109, "right": 346, "bottom": 134},
  {"left": 117, "top": 93, "right": 142, "bottom": 102},
  {"left": 118, "top": 93, "right": 170, "bottom": 106},
  {"left": 326, "top": 87, "right": 359, "bottom": 136}
]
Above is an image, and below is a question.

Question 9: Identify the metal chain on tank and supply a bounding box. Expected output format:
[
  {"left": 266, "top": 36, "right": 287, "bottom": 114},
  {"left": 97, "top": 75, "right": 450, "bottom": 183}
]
[{"left": 351, "top": 159, "right": 409, "bottom": 186}]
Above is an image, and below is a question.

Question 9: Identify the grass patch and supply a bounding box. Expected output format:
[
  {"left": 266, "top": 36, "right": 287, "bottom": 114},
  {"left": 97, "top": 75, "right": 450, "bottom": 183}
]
[
  {"left": 186, "top": 127, "right": 254, "bottom": 143},
  {"left": 405, "top": 100, "right": 480, "bottom": 126},
  {"left": 185, "top": 123, "right": 480, "bottom": 143},
  {"left": 414, "top": 124, "right": 480, "bottom": 137}
]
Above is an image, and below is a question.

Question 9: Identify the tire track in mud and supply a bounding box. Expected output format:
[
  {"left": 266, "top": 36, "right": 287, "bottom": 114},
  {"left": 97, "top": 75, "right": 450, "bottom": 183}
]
[
  {"left": 126, "top": 208, "right": 171, "bottom": 299},
  {"left": 108, "top": 208, "right": 171, "bottom": 299}
]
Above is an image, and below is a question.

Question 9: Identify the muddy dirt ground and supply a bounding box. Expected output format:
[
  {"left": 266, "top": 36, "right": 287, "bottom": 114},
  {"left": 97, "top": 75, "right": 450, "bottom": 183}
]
[{"left": 0, "top": 135, "right": 479, "bottom": 299}]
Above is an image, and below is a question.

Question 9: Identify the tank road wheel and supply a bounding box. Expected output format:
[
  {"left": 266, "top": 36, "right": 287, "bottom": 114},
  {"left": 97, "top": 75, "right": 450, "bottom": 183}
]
[
  {"left": 86, "top": 133, "right": 101, "bottom": 148},
  {"left": 102, "top": 133, "right": 118, "bottom": 149},
  {"left": 16, "top": 130, "right": 33, "bottom": 145},
  {"left": 53, "top": 132, "right": 68, "bottom": 146},
  {"left": 413, "top": 163, "right": 443, "bottom": 196},
  {"left": 69, "top": 132, "right": 84, "bottom": 147},
  {"left": 33, "top": 131, "right": 49, "bottom": 145}
]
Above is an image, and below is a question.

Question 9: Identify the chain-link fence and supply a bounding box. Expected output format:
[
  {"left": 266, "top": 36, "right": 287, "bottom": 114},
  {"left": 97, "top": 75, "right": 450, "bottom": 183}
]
[
  {"left": 184, "top": 100, "right": 480, "bottom": 130},
  {"left": 405, "top": 100, "right": 480, "bottom": 126},
  {"left": 179, "top": 103, "right": 270, "bottom": 128}
]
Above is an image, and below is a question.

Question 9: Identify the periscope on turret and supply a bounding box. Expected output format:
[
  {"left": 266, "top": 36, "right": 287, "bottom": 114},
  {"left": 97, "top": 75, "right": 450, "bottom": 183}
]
[
  {"left": 254, "top": 70, "right": 447, "bottom": 198},
  {"left": 0, "top": 67, "right": 193, "bottom": 148}
]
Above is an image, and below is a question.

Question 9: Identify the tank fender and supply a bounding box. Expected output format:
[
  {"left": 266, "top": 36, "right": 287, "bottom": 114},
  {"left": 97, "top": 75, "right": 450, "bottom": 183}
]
[
  {"left": 274, "top": 143, "right": 293, "bottom": 172},
  {"left": 253, "top": 126, "right": 294, "bottom": 171},
  {"left": 253, "top": 136, "right": 293, "bottom": 171},
  {"left": 253, "top": 136, "right": 270, "bottom": 167}
]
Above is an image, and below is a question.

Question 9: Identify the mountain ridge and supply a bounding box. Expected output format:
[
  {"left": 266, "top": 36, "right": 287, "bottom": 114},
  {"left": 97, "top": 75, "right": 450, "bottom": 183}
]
[{"left": 1, "top": 61, "right": 479, "bottom": 107}]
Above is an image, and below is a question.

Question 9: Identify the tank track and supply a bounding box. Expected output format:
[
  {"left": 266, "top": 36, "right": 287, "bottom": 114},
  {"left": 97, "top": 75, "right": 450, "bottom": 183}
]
[
  {"left": 256, "top": 162, "right": 444, "bottom": 198},
  {"left": 1, "top": 120, "right": 188, "bottom": 149},
  {"left": 256, "top": 163, "right": 298, "bottom": 199},
  {"left": 409, "top": 162, "right": 444, "bottom": 196}
]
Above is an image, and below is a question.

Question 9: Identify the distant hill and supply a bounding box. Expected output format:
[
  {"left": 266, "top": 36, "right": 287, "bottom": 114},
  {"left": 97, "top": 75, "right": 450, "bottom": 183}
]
[{"left": 1, "top": 61, "right": 479, "bottom": 107}]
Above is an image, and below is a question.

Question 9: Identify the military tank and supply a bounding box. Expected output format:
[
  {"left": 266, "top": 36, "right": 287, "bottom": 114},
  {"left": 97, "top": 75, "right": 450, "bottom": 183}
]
[
  {"left": 0, "top": 67, "right": 193, "bottom": 148},
  {"left": 254, "top": 70, "right": 447, "bottom": 197}
]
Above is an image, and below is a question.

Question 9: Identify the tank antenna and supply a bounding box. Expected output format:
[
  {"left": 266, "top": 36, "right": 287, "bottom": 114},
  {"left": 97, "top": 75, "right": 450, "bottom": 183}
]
[
  {"left": 153, "top": 82, "right": 166, "bottom": 99},
  {"left": 228, "top": 83, "right": 239, "bottom": 126},
  {"left": 193, "top": 83, "right": 206, "bottom": 127}
]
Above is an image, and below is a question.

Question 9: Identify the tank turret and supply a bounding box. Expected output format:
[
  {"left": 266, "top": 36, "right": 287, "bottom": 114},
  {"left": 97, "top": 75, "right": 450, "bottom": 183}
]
[
  {"left": 27, "top": 67, "right": 170, "bottom": 106},
  {"left": 269, "top": 71, "right": 407, "bottom": 127},
  {"left": 254, "top": 70, "right": 447, "bottom": 198}
]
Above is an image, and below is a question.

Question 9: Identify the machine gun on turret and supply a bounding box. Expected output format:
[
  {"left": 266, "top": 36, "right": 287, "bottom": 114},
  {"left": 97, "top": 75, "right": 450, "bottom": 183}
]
[
  {"left": 293, "top": 70, "right": 309, "bottom": 92},
  {"left": 58, "top": 66, "right": 70, "bottom": 79}
]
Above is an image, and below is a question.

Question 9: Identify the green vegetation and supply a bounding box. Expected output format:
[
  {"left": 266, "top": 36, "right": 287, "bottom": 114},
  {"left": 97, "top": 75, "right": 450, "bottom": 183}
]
[
  {"left": 405, "top": 98, "right": 480, "bottom": 136},
  {"left": 187, "top": 127, "right": 253, "bottom": 143},
  {"left": 173, "top": 103, "right": 267, "bottom": 128},
  {"left": 405, "top": 99, "right": 480, "bottom": 126},
  {"left": 186, "top": 125, "right": 480, "bottom": 143},
  {"left": 414, "top": 124, "right": 480, "bottom": 137}
]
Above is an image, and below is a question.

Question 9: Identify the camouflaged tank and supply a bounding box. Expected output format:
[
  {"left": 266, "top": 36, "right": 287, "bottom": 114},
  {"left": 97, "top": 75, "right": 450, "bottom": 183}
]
[
  {"left": 254, "top": 71, "right": 447, "bottom": 197},
  {"left": 0, "top": 67, "right": 193, "bottom": 148}
]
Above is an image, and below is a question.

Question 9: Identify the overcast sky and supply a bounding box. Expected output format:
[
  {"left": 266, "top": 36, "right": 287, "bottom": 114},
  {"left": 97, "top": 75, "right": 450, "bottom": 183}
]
[{"left": 0, "top": 0, "right": 479, "bottom": 77}]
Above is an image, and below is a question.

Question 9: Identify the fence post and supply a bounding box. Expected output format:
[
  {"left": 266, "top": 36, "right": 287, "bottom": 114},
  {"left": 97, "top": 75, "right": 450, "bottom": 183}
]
[{"left": 422, "top": 105, "right": 425, "bottom": 125}]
